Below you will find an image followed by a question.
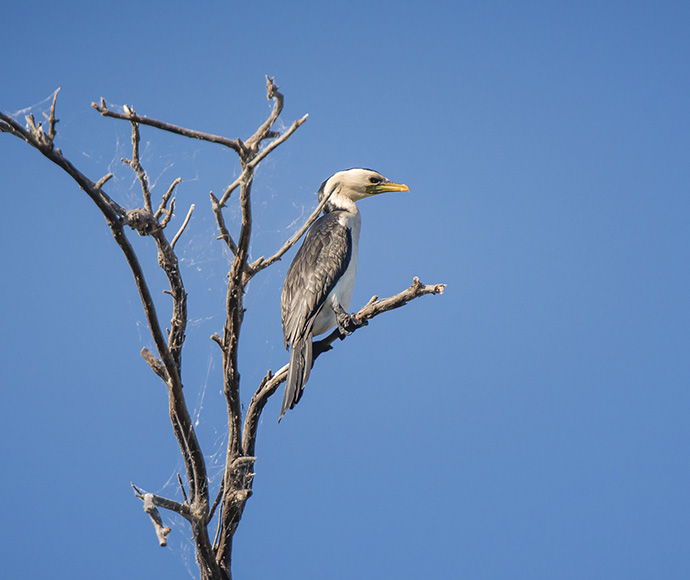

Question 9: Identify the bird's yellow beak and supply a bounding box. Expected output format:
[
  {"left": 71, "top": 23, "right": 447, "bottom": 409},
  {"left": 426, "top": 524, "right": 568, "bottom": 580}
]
[{"left": 366, "top": 181, "right": 410, "bottom": 195}]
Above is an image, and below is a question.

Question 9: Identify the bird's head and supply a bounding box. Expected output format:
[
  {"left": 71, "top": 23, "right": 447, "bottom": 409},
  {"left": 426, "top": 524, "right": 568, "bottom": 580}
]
[{"left": 318, "top": 168, "right": 409, "bottom": 205}]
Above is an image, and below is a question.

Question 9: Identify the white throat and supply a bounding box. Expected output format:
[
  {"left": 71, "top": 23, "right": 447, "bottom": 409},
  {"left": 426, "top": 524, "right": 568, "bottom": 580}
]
[{"left": 326, "top": 188, "right": 360, "bottom": 214}]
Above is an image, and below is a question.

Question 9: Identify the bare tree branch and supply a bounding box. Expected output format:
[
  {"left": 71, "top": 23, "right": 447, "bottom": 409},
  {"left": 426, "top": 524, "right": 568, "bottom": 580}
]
[
  {"left": 313, "top": 277, "right": 446, "bottom": 357},
  {"left": 93, "top": 98, "right": 243, "bottom": 153}
]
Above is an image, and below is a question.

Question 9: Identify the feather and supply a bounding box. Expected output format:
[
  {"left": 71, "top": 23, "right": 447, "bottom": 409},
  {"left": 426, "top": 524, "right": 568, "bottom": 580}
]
[{"left": 280, "top": 212, "right": 352, "bottom": 420}]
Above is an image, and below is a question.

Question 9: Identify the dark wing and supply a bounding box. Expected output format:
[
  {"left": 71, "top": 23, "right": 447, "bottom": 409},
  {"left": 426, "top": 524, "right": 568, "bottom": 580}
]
[
  {"left": 279, "top": 212, "right": 352, "bottom": 420},
  {"left": 281, "top": 211, "right": 353, "bottom": 347}
]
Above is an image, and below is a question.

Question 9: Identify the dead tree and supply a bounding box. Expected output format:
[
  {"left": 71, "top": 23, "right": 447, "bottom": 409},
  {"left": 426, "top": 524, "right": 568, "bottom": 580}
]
[{"left": 0, "top": 78, "right": 445, "bottom": 580}]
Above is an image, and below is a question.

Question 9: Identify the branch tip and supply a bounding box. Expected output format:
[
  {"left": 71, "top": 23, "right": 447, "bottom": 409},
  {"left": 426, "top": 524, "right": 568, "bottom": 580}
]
[
  {"left": 47, "top": 88, "right": 60, "bottom": 140},
  {"left": 142, "top": 493, "right": 172, "bottom": 547},
  {"left": 141, "top": 347, "right": 168, "bottom": 381},
  {"left": 171, "top": 203, "right": 195, "bottom": 249},
  {"left": 95, "top": 173, "right": 113, "bottom": 189},
  {"left": 211, "top": 333, "right": 224, "bottom": 350},
  {"left": 265, "top": 75, "right": 278, "bottom": 99}
]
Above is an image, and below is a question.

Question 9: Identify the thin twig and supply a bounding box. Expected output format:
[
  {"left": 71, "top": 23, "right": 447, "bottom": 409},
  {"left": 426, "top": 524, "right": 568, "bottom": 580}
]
[
  {"left": 208, "top": 479, "right": 225, "bottom": 525},
  {"left": 160, "top": 197, "right": 175, "bottom": 228},
  {"left": 95, "top": 172, "right": 113, "bottom": 190},
  {"left": 171, "top": 203, "right": 195, "bottom": 250},
  {"left": 212, "top": 503, "right": 224, "bottom": 550},
  {"left": 45, "top": 88, "right": 60, "bottom": 142},
  {"left": 122, "top": 115, "right": 152, "bottom": 213},
  {"left": 218, "top": 170, "right": 246, "bottom": 208},
  {"left": 177, "top": 473, "right": 189, "bottom": 503},
  {"left": 210, "top": 192, "right": 239, "bottom": 256},
  {"left": 156, "top": 177, "right": 181, "bottom": 219}
]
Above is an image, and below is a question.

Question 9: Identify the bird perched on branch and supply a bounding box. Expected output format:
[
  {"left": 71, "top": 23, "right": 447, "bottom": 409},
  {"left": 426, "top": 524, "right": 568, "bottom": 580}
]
[{"left": 280, "top": 168, "right": 409, "bottom": 420}]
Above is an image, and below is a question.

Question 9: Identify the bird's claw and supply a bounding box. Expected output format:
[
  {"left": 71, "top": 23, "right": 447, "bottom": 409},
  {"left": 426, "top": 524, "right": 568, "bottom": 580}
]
[{"left": 336, "top": 311, "right": 365, "bottom": 335}]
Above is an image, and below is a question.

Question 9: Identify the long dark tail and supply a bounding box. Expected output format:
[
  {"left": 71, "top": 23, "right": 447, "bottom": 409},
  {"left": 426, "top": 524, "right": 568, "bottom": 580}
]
[{"left": 279, "top": 336, "right": 313, "bottom": 421}]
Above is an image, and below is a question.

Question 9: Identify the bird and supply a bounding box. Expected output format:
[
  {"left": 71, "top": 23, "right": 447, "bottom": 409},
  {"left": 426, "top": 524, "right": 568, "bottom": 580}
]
[{"left": 279, "top": 168, "right": 409, "bottom": 420}]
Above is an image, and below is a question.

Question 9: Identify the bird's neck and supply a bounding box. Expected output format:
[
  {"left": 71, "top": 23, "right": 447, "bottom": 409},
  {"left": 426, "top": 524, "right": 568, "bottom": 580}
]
[{"left": 324, "top": 191, "right": 359, "bottom": 215}]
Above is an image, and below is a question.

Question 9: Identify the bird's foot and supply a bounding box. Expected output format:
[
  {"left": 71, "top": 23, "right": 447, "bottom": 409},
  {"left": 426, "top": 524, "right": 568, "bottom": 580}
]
[{"left": 336, "top": 311, "right": 366, "bottom": 335}]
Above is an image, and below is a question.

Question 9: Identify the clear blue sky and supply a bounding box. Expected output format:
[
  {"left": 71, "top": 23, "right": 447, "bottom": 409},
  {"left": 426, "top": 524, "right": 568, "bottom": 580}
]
[{"left": 1, "top": 1, "right": 689, "bottom": 579}]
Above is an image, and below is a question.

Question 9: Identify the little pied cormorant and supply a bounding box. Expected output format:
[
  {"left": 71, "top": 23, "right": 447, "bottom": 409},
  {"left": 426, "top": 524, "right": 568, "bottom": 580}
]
[{"left": 280, "top": 168, "right": 409, "bottom": 420}]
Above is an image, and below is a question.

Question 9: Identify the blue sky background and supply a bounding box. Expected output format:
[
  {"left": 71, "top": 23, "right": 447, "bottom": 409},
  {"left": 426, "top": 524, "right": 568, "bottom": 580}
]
[{"left": 1, "top": 1, "right": 689, "bottom": 578}]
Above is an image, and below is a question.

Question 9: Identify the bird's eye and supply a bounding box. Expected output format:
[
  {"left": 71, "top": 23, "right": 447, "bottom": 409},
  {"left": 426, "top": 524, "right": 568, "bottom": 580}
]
[{"left": 368, "top": 177, "right": 382, "bottom": 184}]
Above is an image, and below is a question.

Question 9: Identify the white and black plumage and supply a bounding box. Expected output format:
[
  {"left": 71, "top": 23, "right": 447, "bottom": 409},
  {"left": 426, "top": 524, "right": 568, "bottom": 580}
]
[{"left": 279, "top": 168, "right": 409, "bottom": 420}]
